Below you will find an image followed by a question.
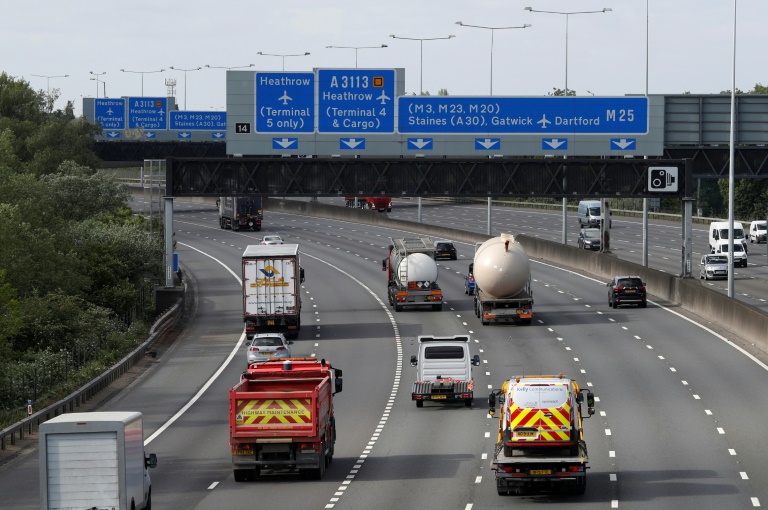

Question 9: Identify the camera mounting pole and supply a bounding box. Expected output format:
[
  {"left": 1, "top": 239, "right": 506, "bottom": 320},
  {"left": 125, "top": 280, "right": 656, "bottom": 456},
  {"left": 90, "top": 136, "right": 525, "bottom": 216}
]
[{"left": 680, "top": 159, "right": 694, "bottom": 278}]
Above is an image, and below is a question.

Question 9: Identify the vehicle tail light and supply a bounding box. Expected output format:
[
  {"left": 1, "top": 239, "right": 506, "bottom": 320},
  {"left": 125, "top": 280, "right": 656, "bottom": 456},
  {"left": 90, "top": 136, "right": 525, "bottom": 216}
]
[
  {"left": 614, "top": 286, "right": 623, "bottom": 292},
  {"left": 638, "top": 286, "right": 646, "bottom": 292},
  {"left": 523, "top": 304, "right": 532, "bottom": 310},
  {"left": 275, "top": 346, "right": 286, "bottom": 351},
  {"left": 299, "top": 442, "right": 318, "bottom": 452},
  {"left": 249, "top": 347, "right": 259, "bottom": 351}
]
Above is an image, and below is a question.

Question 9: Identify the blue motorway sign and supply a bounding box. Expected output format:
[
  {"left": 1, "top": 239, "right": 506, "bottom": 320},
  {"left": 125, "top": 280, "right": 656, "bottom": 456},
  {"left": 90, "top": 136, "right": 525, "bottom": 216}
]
[
  {"left": 398, "top": 96, "right": 648, "bottom": 135},
  {"left": 255, "top": 72, "right": 314, "bottom": 133},
  {"left": 170, "top": 111, "right": 226, "bottom": 131},
  {"left": 318, "top": 69, "right": 395, "bottom": 133},
  {"left": 94, "top": 99, "right": 125, "bottom": 129},
  {"left": 128, "top": 97, "right": 167, "bottom": 129}
]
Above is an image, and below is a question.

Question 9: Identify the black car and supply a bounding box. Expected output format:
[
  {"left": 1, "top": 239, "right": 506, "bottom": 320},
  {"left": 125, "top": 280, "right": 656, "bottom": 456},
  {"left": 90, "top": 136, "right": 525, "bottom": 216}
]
[
  {"left": 607, "top": 276, "right": 647, "bottom": 308},
  {"left": 433, "top": 241, "right": 457, "bottom": 260},
  {"left": 577, "top": 228, "right": 601, "bottom": 250}
]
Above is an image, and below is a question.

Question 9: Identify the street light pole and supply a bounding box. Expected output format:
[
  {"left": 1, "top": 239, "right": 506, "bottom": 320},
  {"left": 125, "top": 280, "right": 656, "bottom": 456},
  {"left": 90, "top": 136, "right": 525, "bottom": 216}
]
[
  {"left": 325, "top": 44, "right": 388, "bottom": 68},
  {"left": 204, "top": 64, "right": 255, "bottom": 70},
  {"left": 524, "top": 7, "right": 611, "bottom": 96},
  {"left": 728, "top": 0, "right": 738, "bottom": 297},
  {"left": 455, "top": 22, "right": 531, "bottom": 95},
  {"left": 169, "top": 66, "right": 202, "bottom": 110},
  {"left": 30, "top": 73, "right": 69, "bottom": 96},
  {"left": 120, "top": 68, "right": 165, "bottom": 96},
  {"left": 389, "top": 34, "right": 455, "bottom": 95},
  {"left": 89, "top": 71, "right": 106, "bottom": 98},
  {"left": 256, "top": 52, "right": 311, "bottom": 71}
]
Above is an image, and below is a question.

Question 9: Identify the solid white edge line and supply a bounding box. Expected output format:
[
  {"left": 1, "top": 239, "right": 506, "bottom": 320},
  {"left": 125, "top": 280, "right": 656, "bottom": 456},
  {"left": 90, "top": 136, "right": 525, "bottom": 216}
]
[
  {"left": 145, "top": 242, "right": 244, "bottom": 446},
  {"left": 532, "top": 259, "right": 768, "bottom": 373}
]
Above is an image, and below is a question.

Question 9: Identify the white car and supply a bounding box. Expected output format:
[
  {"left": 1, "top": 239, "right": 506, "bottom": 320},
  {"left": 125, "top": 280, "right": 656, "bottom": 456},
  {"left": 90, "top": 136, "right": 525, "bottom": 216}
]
[
  {"left": 246, "top": 333, "right": 292, "bottom": 366},
  {"left": 700, "top": 254, "right": 729, "bottom": 280},
  {"left": 261, "top": 235, "right": 284, "bottom": 245}
]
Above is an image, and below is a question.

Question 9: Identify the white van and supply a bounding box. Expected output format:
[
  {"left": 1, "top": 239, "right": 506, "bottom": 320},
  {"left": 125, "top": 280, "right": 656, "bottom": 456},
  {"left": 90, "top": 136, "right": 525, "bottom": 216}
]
[
  {"left": 709, "top": 221, "right": 748, "bottom": 254},
  {"left": 578, "top": 200, "right": 611, "bottom": 228},
  {"left": 749, "top": 220, "right": 766, "bottom": 244},
  {"left": 713, "top": 240, "right": 748, "bottom": 267}
]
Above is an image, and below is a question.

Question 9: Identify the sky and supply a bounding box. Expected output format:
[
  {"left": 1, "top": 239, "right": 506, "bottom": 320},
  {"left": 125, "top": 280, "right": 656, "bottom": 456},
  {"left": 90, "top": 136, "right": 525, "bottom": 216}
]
[{"left": 3, "top": 0, "right": 766, "bottom": 117}]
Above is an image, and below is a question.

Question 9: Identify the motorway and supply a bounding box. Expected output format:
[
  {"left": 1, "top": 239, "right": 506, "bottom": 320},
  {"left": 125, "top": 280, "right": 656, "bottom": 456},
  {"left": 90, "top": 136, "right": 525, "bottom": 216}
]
[
  {"left": 2, "top": 199, "right": 767, "bottom": 509},
  {"left": 333, "top": 197, "right": 768, "bottom": 312}
]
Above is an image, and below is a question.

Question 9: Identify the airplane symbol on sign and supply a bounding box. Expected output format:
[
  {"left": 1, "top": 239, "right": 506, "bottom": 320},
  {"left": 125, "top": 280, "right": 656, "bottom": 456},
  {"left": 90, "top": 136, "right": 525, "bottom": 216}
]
[
  {"left": 376, "top": 91, "right": 390, "bottom": 105},
  {"left": 537, "top": 114, "right": 551, "bottom": 129},
  {"left": 278, "top": 91, "right": 292, "bottom": 105},
  {"left": 106, "top": 108, "right": 114, "bottom": 116}
]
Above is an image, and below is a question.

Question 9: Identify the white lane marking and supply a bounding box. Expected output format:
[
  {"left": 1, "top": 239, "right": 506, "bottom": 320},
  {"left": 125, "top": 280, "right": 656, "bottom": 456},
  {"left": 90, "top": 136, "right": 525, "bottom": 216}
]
[
  {"left": 741, "top": 472, "right": 749, "bottom": 480},
  {"left": 717, "top": 427, "right": 725, "bottom": 434},
  {"left": 481, "top": 453, "right": 488, "bottom": 460},
  {"left": 605, "top": 429, "right": 612, "bottom": 436},
  {"left": 609, "top": 451, "right": 616, "bottom": 457},
  {"left": 610, "top": 473, "right": 617, "bottom": 481},
  {"left": 730, "top": 449, "right": 737, "bottom": 455},
  {"left": 475, "top": 476, "right": 482, "bottom": 483},
  {"left": 145, "top": 242, "right": 244, "bottom": 446},
  {"left": 207, "top": 482, "right": 219, "bottom": 490},
  {"left": 611, "top": 500, "right": 619, "bottom": 508},
  {"left": 465, "top": 505, "right": 474, "bottom": 510},
  {"left": 705, "top": 410, "right": 713, "bottom": 415},
  {"left": 751, "top": 497, "right": 760, "bottom": 506},
  {"left": 484, "top": 432, "right": 490, "bottom": 438},
  {"left": 693, "top": 394, "right": 701, "bottom": 399}
]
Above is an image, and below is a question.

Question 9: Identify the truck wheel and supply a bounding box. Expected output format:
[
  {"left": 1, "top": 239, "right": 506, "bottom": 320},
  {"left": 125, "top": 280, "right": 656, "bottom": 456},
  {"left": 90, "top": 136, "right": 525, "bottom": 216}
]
[
  {"left": 416, "top": 400, "right": 424, "bottom": 408},
  {"left": 465, "top": 398, "right": 472, "bottom": 407},
  {"left": 572, "top": 476, "right": 587, "bottom": 495},
  {"left": 395, "top": 303, "right": 403, "bottom": 312},
  {"left": 521, "top": 318, "right": 531, "bottom": 325},
  {"left": 433, "top": 304, "right": 442, "bottom": 311},
  {"left": 234, "top": 469, "right": 250, "bottom": 482},
  {"left": 497, "top": 488, "right": 510, "bottom": 496},
  {"left": 481, "top": 318, "right": 489, "bottom": 326},
  {"left": 641, "top": 302, "right": 647, "bottom": 308},
  {"left": 145, "top": 490, "right": 151, "bottom": 510},
  {"left": 612, "top": 301, "right": 617, "bottom": 309}
]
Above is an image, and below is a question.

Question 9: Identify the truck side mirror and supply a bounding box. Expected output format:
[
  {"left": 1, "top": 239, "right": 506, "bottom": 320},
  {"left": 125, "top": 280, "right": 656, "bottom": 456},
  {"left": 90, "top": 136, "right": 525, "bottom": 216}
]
[
  {"left": 334, "top": 377, "right": 343, "bottom": 394},
  {"left": 300, "top": 267, "right": 305, "bottom": 283},
  {"left": 145, "top": 453, "right": 158, "bottom": 469},
  {"left": 410, "top": 355, "right": 417, "bottom": 366},
  {"left": 472, "top": 354, "right": 480, "bottom": 366},
  {"left": 577, "top": 393, "right": 584, "bottom": 404},
  {"left": 488, "top": 392, "right": 496, "bottom": 414}
]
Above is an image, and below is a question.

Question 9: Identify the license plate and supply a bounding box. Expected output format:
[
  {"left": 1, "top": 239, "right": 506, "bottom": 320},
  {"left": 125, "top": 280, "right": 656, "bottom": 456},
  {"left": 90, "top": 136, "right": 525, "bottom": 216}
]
[
  {"left": 261, "top": 352, "right": 274, "bottom": 356},
  {"left": 624, "top": 290, "right": 636, "bottom": 294},
  {"left": 431, "top": 395, "right": 447, "bottom": 400},
  {"left": 267, "top": 320, "right": 275, "bottom": 325},
  {"left": 529, "top": 469, "right": 552, "bottom": 475},
  {"left": 515, "top": 431, "right": 537, "bottom": 437},
  {"left": 232, "top": 450, "right": 253, "bottom": 456}
]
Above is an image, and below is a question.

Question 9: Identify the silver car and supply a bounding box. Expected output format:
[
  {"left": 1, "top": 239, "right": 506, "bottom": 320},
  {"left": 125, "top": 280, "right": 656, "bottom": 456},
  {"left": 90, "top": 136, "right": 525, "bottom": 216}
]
[
  {"left": 261, "top": 235, "right": 284, "bottom": 245},
  {"left": 246, "top": 333, "right": 292, "bottom": 365},
  {"left": 700, "top": 254, "right": 729, "bottom": 280}
]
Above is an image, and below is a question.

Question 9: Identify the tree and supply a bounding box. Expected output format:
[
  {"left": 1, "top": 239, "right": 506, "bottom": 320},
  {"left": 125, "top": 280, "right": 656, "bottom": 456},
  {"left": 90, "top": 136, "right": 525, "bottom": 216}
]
[{"left": 548, "top": 87, "right": 576, "bottom": 97}]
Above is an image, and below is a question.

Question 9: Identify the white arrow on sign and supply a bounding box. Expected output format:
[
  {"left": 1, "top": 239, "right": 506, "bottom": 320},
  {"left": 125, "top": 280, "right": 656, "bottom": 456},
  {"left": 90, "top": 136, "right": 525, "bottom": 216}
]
[
  {"left": 477, "top": 139, "right": 499, "bottom": 149},
  {"left": 275, "top": 138, "right": 297, "bottom": 149},
  {"left": 107, "top": 132, "right": 120, "bottom": 138},
  {"left": 179, "top": 132, "right": 191, "bottom": 138},
  {"left": 612, "top": 138, "right": 636, "bottom": 149},
  {"left": 342, "top": 138, "right": 364, "bottom": 149},
  {"left": 544, "top": 138, "right": 567, "bottom": 149},
  {"left": 409, "top": 138, "right": 432, "bottom": 149},
  {"left": 212, "top": 132, "right": 225, "bottom": 139}
]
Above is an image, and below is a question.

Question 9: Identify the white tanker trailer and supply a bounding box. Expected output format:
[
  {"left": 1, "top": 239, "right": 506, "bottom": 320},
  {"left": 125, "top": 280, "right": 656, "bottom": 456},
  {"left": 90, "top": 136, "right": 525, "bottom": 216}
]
[
  {"left": 382, "top": 236, "right": 443, "bottom": 312},
  {"left": 470, "top": 234, "right": 533, "bottom": 325}
]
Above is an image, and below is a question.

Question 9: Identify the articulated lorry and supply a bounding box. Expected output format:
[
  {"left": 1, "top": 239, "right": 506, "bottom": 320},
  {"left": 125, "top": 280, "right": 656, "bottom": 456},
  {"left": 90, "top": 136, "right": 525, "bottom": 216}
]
[
  {"left": 410, "top": 335, "right": 480, "bottom": 408},
  {"left": 229, "top": 358, "right": 342, "bottom": 481},
  {"left": 488, "top": 374, "right": 595, "bottom": 495},
  {"left": 243, "top": 244, "right": 304, "bottom": 339},
  {"left": 344, "top": 196, "right": 391, "bottom": 212},
  {"left": 39, "top": 411, "right": 157, "bottom": 510},
  {"left": 472, "top": 234, "right": 533, "bottom": 325},
  {"left": 382, "top": 236, "right": 443, "bottom": 311},
  {"left": 219, "top": 195, "right": 262, "bottom": 231}
]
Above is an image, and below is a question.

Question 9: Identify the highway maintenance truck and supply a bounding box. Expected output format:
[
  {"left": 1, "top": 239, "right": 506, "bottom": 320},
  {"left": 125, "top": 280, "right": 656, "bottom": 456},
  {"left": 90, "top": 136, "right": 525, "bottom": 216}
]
[
  {"left": 243, "top": 244, "right": 304, "bottom": 339},
  {"left": 344, "top": 195, "right": 392, "bottom": 212},
  {"left": 472, "top": 234, "right": 534, "bottom": 325},
  {"left": 39, "top": 411, "right": 158, "bottom": 510},
  {"left": 219, "top": 195, "right": 263, "bottom": 231},
  {"left": 382, "top": 236, "right": 443, "bottom": 311},
  {"left": 229, "top": 358, "right": 342, "bottom": 481},
  {"left": 488, "top": 374, "right": 595, "bottom": 495},
  {"left": 410, "top": 335, "right": 480, "bottom": 408}
]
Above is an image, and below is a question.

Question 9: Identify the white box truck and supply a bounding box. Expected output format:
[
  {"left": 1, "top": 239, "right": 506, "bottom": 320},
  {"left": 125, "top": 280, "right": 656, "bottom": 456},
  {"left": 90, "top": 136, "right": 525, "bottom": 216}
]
[
  {"left": 242, "top": 244, "right": 305, "bottom": 339},
  {"left": 39, "top": 411, "right": 157, "bottom": 510}
]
